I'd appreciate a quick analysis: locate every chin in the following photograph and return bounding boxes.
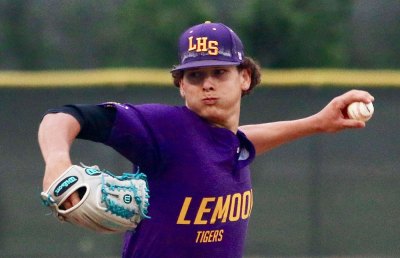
[188,104,226,122]
[200,110,225,124]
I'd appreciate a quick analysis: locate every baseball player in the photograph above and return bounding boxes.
[38,22,374,258]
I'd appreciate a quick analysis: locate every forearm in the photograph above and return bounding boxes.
[240,90,374,156]
[240,114,322,155]
[38,113,81,189]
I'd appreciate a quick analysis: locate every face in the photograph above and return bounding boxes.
[179,66,250,131]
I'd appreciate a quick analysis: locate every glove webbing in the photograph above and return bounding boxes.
[101,172,150,219]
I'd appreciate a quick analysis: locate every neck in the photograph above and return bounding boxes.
[209,104,241,134]
[211,119,239,133]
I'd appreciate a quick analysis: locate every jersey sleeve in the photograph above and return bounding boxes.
[45,104,116,143]
[99,103,162,174]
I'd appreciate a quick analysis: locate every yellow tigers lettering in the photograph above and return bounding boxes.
[195,229,224,243]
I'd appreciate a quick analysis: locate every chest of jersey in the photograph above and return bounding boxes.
[106,104,255,257]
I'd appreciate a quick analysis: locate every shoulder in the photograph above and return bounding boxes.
[130,104,195,121]
[101,102,196,126]
[101,102,183,115]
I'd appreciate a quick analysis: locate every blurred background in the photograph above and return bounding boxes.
[0,0,399,257]
[1,0,400,70]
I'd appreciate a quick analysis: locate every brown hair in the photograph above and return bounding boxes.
[171,57,261,96]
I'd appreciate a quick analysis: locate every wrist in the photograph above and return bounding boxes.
[43,153,72,191]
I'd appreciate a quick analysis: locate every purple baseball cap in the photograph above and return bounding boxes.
[171,21,245,71]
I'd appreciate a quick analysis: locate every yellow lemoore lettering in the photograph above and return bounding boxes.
[210,195,231,224]
[241,190,252,219]
[229,193,241,222]
[176,197,192,224]
[177,190,253,225]
[194,197,215,225]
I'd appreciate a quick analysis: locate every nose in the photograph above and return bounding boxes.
[202,74,215,91]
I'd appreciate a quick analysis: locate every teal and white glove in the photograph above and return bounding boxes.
[41,164,150,233]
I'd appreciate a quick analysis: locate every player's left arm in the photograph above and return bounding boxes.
[240,89,374,155]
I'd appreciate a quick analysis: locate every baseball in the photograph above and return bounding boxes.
[346,102,374,122]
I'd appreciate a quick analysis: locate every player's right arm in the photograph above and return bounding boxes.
[38,112,81,207]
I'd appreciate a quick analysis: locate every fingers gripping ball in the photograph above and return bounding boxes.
[41,165,150,233]
[347,102,374,122]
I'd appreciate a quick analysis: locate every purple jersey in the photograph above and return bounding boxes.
[101,103,255,258]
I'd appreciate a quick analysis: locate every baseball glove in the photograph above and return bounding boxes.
[41,164,150,233]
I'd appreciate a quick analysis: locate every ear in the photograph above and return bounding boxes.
[240,69,251,91]
[179,81,185,98]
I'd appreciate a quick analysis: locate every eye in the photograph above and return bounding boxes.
[184,70,205,84]
[213,69,226,76]
[187,71,203,79]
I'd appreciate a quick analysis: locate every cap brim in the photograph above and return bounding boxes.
[171,60,241,72]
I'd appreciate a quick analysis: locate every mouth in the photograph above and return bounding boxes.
[202,97,218,105]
